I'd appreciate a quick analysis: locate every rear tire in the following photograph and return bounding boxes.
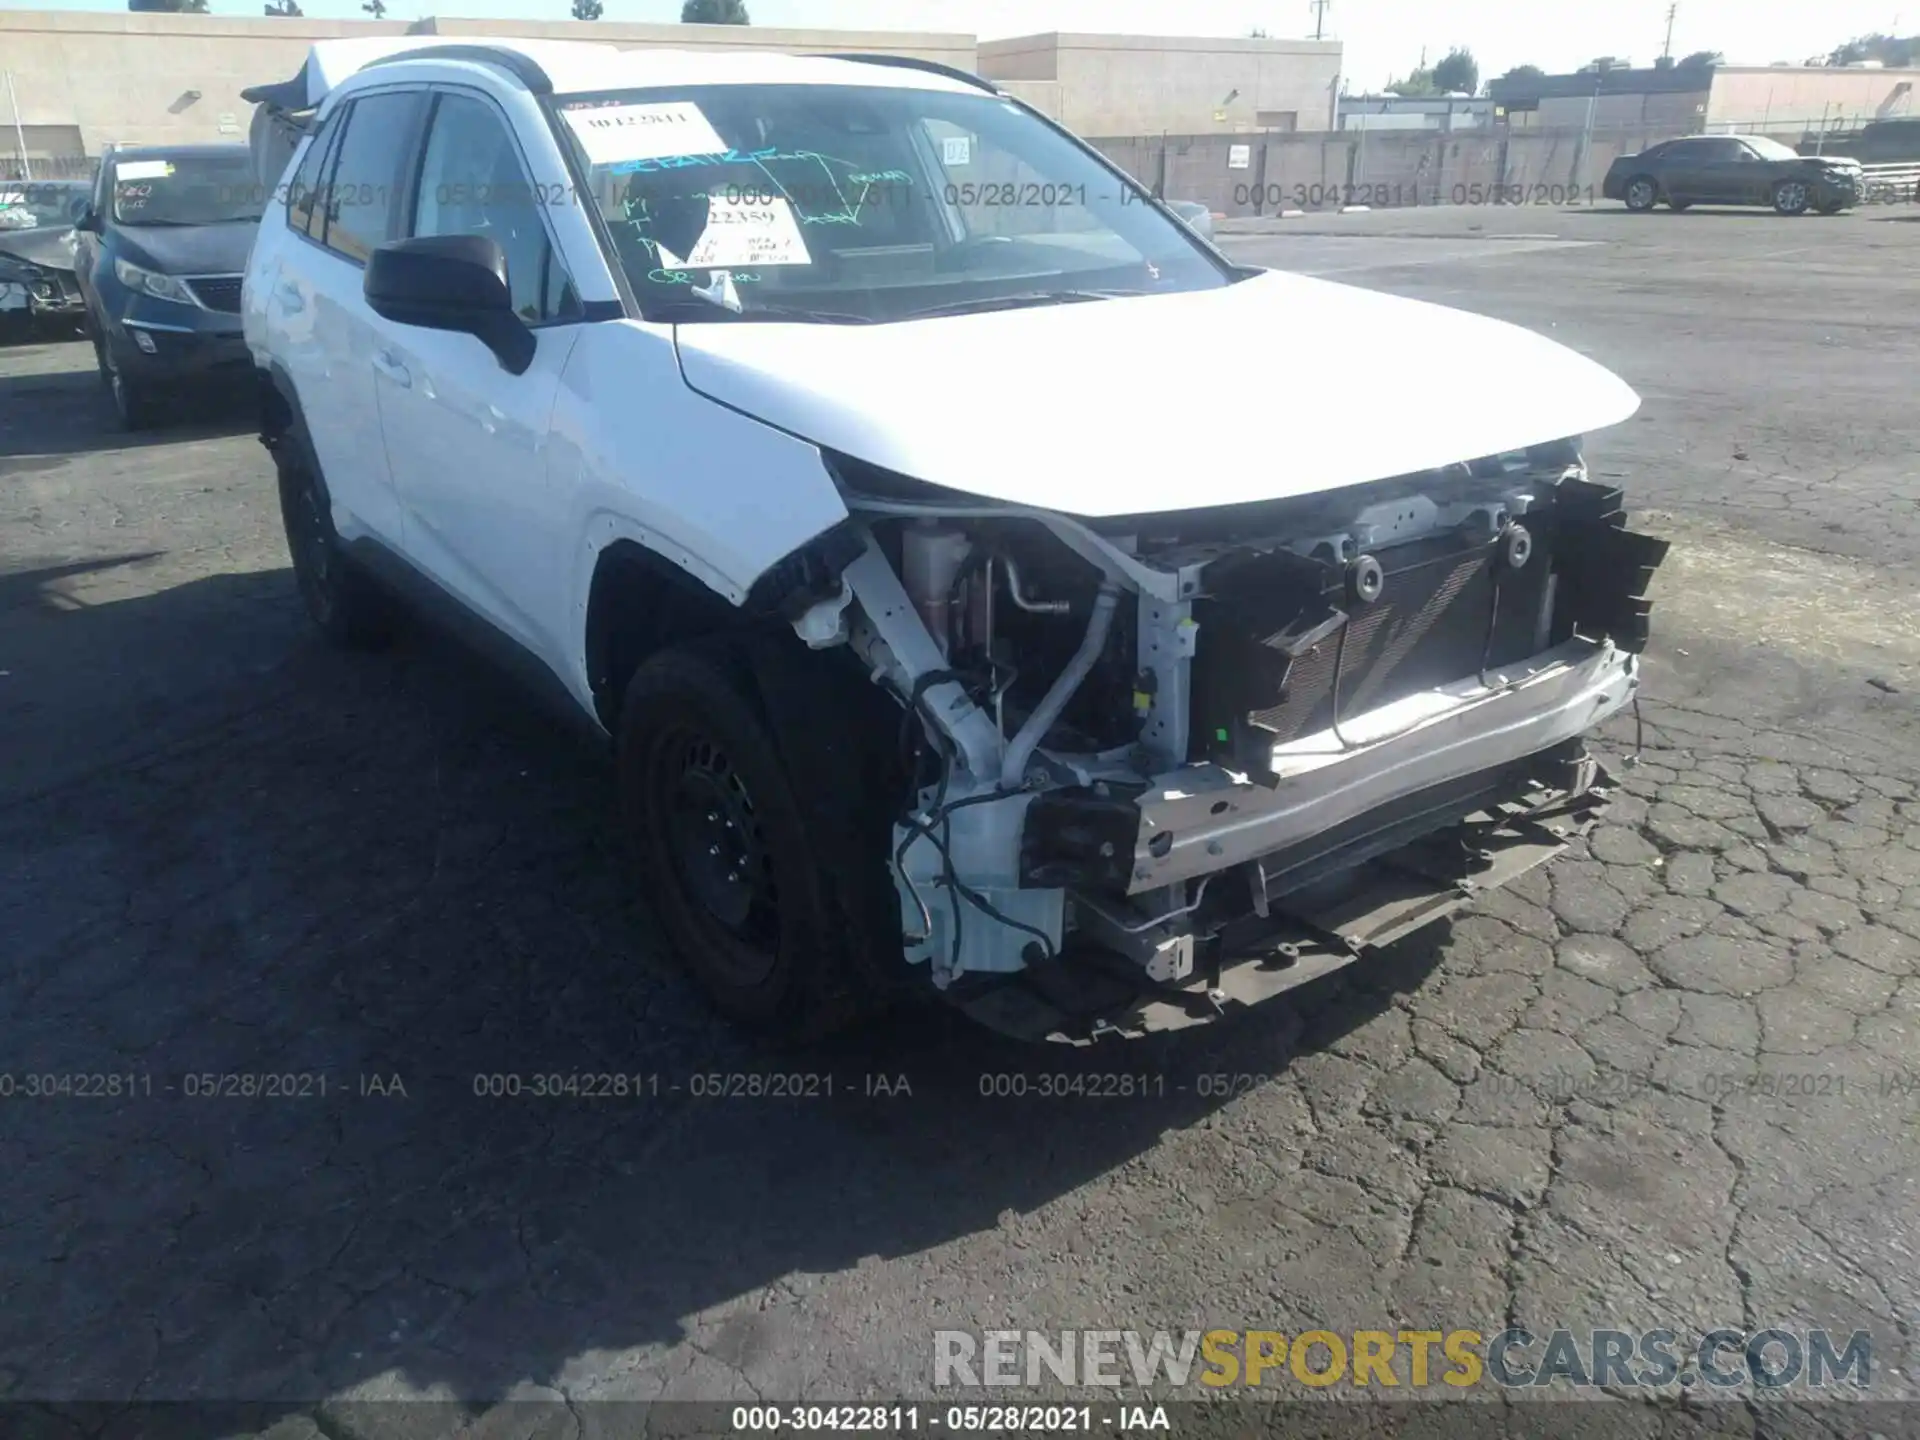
[1667,198,1692,211]
[273,443,394,649]
[1623,176,1659,212]
[617,640,873,1042]
[1772,179,1811,215]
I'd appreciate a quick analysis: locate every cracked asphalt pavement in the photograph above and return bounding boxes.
[2,206,1918,1438]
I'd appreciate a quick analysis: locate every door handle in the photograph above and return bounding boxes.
[373,349,411,389]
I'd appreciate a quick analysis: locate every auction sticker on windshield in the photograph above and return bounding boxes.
[562,101,729,168]
[685,193,812,268]
[115,160,174,180]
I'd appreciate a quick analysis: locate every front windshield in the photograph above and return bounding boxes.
[552,83,1229,323]
[1746,137,1800,161]
[111,154,266,227]
[0,184,90,231]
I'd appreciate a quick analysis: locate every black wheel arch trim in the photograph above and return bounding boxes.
[259,362,332,501]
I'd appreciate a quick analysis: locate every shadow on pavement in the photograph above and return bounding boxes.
[0,564,1451,1419]
[0,361,252,461]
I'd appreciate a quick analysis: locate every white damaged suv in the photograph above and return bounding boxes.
[242,38,1667,1042]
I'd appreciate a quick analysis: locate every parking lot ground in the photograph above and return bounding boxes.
[3,206,1919,1433]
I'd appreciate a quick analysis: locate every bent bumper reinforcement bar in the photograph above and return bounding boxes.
[1023,636,1635,898]
[961,754,1614,1044]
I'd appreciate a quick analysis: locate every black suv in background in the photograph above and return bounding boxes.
[73,144,267,429]
[1603,135,1863,215]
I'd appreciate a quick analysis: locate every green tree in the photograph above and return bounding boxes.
[1432,47,1478,95]
[363,0,387,15]
[1829,32,1920,66]
[572,0,603,16]
[1497,63,1546,83]
[681,0,750,22]
[1678,50,1723,68]
[265,0,304,14]
[1385,66,1438,97]
[128,0,211,11]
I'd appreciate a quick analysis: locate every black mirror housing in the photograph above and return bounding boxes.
[364,234,534,374]
[73,203,101,234]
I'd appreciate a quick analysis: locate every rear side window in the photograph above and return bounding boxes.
[286,114,341,240]
[318,91,423,263]
[1688,139,1745,163]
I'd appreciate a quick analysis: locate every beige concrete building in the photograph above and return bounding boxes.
[977,31,1341,137]
[0,9,975,170]
[1490,61,1920,138]
[0,11,1343,174]
[1706,64,1920,131]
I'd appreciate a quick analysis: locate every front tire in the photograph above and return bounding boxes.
[1772,179,1811,215]
[1623,176,1659,212]
[1813,196,1847,215]
[273,443,394,649]
[95,333,159,431]
[618,641,872,1041]
[1667,198,1692,211]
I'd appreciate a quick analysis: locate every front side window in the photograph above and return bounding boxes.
[410,92,580,323]
[553,82,1229,324]
[320,91,422,263]
[110,152,263,227]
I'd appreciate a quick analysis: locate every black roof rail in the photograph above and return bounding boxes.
[361,44,554,94]
[805,52,1000,95]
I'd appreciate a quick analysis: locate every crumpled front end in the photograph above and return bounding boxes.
[0,244,84,321]
[791,441,1668,1043]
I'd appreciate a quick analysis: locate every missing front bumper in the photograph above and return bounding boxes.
[1024,635,1636,897]
[953,754,1612,1044]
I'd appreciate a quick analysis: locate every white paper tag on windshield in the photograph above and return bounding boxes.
[685,194,812,268]
[563,101,728,167]
[115,160,174,181]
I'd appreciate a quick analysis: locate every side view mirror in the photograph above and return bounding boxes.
[364,234,533,375]
[73,203,101,234]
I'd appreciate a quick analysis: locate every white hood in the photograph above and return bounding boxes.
[673,268,1641,517]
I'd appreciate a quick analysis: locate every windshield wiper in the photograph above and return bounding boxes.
[649,298,876,325]
[900,289,1144,321]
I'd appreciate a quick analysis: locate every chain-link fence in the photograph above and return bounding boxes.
[1090,125,1688,216]
[0,154,96,184]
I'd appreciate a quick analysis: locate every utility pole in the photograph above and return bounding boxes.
[1662,3,1678,60]
[4,71,27,183]
[1309,0,1330,41]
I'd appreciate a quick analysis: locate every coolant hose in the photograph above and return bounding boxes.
[999,581,1121,792]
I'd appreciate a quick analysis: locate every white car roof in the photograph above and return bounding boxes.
[272,36,987,111]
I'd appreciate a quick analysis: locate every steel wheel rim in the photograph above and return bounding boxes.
[1779,182,1807,210]
[656,726,779,984]
[1628,180,1654,208]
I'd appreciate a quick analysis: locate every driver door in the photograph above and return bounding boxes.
[1685,138,1753,203]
